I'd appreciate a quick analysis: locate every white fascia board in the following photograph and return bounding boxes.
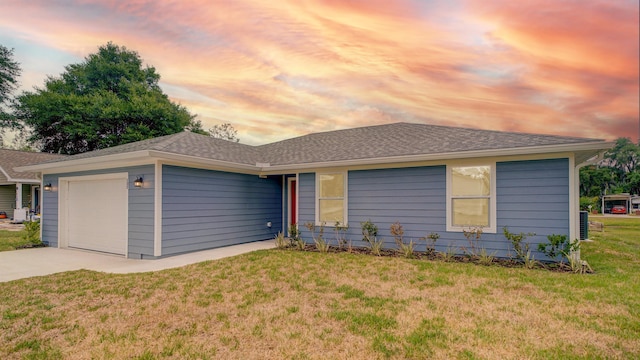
[16,150,155,173]
[0,165,39,183]
[259,141,615,173]
[6,179,40,184]
[0,166,11,180]
[146,151,260,174]
[16,149,261,175]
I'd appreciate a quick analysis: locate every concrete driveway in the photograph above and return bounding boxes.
[0,240,275,282]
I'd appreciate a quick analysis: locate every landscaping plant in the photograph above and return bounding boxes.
[274,231,288,249]
[537,234,575,263]
[461,226,483,257]
[22,221,42,246]
[305,222,329,252]
[334,221,349,249]
[361,219,383,256]
[502,227,536,263]
[390,222,415,258]
[420,232,440,255]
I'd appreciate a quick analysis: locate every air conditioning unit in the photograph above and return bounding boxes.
[579,211,588,240]
[12,208,28,223]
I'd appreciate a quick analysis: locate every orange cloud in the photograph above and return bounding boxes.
[0,0,637,144]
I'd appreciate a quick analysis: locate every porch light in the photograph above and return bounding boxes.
[43,183,52,191]
[134,177,144,188]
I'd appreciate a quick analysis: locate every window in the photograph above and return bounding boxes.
[447,164,496,232]
[316,173,346,224]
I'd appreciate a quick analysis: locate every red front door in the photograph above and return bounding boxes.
[290,179,297,226]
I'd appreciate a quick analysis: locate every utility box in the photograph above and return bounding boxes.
[12,208,28,223]
[579,211,588,240]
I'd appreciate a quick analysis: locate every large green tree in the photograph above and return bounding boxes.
[580,137,640,198]
[605,137,639,182]
[13,42,202,154]
[0,44,21,130]
[579,165,616,197]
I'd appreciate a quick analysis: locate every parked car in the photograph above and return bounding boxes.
[611,205,627,214]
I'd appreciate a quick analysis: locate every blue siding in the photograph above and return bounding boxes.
[298,167,447,251]
[297,158,571,259]
[347,166,446,250]
[41,165,155,259]
[298,173,315,230]
[496,158,570,259]
[161,165,282,256]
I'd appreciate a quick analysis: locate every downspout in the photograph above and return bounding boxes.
[37,173,43,241]
[573,151,606,260]
[282,175,286,235]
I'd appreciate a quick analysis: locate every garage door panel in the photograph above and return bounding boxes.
[67,178,127,255]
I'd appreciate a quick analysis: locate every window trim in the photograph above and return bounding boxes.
[315,172,348,225]
[446,162,497,233]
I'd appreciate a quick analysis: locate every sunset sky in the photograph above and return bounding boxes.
[1,0,638,145]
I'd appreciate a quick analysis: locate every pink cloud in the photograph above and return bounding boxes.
[0,0,637,144]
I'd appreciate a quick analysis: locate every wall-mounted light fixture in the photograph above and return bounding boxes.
[43,183,52,191]
[134,177,144,188]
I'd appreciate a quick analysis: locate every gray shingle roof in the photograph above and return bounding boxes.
[35,131,261,166]
[0,149,67,181]
[22,122,606,170]
[257,122,604,165]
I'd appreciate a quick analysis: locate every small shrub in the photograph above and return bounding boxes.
[23,221,42,246]
[522,250,537,269]
[420,232,440,254]
[361,220,378,244]
[441,246,456,262]
[390,222,404,243]
[503,227,536,263]
[346,239,354,253]
[537,234,576,263]
[461,227,483,257]
[569,256,593,274]
[294,237,306,251]
[477,248,496,266]
[361,220,384,255]
[288,223,301,247]
[390,221,414,258]
[399,240,415,258]
[305,221,329,252]
[274,231,288,249]
[369,238,384,256]
[315,238,330,252]
[334,221,349,249]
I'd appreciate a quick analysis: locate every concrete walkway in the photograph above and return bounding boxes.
[0,240,275,283]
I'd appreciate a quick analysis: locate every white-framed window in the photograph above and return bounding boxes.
[446,163,496,233]
[316,172,347,225]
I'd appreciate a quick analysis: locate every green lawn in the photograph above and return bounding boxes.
[0,230,29,252]
[0,217,638,359]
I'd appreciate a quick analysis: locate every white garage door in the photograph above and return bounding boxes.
[66,177,128,255]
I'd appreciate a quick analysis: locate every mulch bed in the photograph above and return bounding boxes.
[283,243,586,273]
[14,243,47,250]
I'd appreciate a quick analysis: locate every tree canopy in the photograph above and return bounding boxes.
[0,44,21,128]
[208,123,240,142]
[13,42,203,154]
[580,137,640,199]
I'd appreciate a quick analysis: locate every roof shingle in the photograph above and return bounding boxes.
[18,122,607,170]
[0,149,67,181]
[257,122,604,165]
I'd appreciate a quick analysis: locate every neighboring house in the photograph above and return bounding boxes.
[0,149,67,220]
[17,123,612,260]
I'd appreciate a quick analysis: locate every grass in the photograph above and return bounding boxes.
[0,217,639,359]
[0,229,30,252]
